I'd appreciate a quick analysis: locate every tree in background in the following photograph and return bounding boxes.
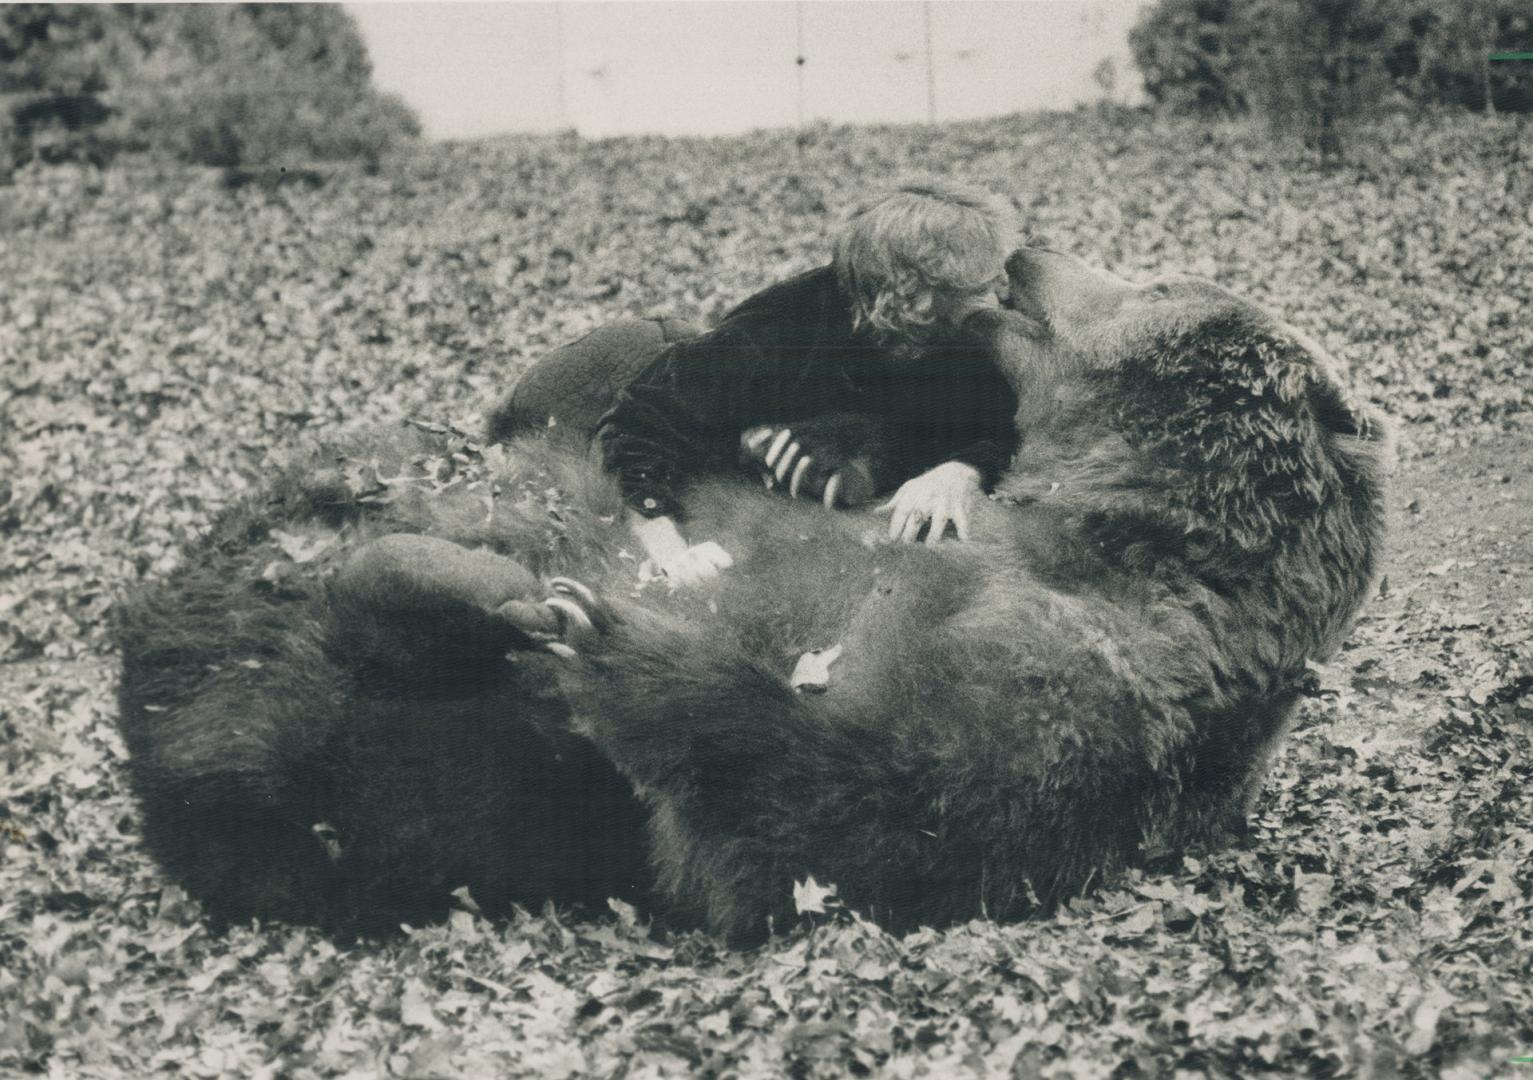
[1127,0,1251,116]
[1237,0,1393,161]
[1129,0,1532,158]
[1,4,419,173]
[1,5,116,168]
[1399,2,1533,115]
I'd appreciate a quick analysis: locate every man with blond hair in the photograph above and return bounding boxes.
[599,181,1022,585]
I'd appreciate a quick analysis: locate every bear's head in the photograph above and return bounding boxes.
[994,247,1390,557]
[1006,248,1257,366]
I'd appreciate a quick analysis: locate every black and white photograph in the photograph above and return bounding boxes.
[2,1,1530,1075]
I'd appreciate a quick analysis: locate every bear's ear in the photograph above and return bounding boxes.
[1100,319,1346,551]
[1278,326,1391,444]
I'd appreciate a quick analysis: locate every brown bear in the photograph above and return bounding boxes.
[113,248,1389,939]
[543,246,1392,938]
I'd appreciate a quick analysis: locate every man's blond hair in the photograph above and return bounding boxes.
[834,182,1018,343]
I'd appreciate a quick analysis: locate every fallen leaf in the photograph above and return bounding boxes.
[269,528,335,564]
[790,643,843,692]
[793,874,838,915]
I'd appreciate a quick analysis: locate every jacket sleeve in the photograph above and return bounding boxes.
[595,320,791,521]
[883,350,1020,494]
[941,367,1020,492]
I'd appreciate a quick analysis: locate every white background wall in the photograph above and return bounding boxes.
[349,1,1150,140]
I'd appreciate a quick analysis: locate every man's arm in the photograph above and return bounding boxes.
[597,264,843,527]
[597,321,805,584]
[874,337,1021,544]
[895,344,1021,493]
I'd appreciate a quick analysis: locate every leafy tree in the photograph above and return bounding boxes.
[1400,1,1533,115]
[1,4,419,171]
[0,5,118,165]
[0,5,115,96]
[1127,0,1250,116]
[1236,0,1394,161]
[1129,0,1533,131]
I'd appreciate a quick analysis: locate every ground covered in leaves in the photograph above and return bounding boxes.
[2,109,1531,1077]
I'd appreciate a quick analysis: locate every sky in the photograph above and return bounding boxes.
[347,1,1151,139]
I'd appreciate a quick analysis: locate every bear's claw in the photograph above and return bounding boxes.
[541,578,609,657]
[548,577,598,607]
[545,596,593,633]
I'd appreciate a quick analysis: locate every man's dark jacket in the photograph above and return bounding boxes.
[597,264,1019,521]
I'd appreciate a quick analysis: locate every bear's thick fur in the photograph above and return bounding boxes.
[114,249,1389,938]
[114,434,656,932]
[549,249,1391,937]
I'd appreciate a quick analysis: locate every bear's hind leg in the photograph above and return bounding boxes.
[543,576,924,939]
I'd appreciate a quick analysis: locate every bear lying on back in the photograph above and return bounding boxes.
[548,247,1391,937]
[114,248,1389,939]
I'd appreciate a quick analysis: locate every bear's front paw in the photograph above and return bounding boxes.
[740,421,881,508]
[539,577,614,658]
[493,598,563,648]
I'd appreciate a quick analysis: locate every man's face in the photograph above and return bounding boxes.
[935,264,1011,326]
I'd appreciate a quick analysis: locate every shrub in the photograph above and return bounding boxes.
[1127,0,1250,116]
[1235,0,1395,160]
[1129,0,1533,127]
[1,4,419,172]
[1398,2,1533,115]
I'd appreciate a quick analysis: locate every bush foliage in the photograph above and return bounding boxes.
[0,4,419,172]
[1130,0,1533,138]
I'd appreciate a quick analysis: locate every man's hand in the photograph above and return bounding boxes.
[878,461,982,546]
[629,512,734,587]
[740,423,879,508]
